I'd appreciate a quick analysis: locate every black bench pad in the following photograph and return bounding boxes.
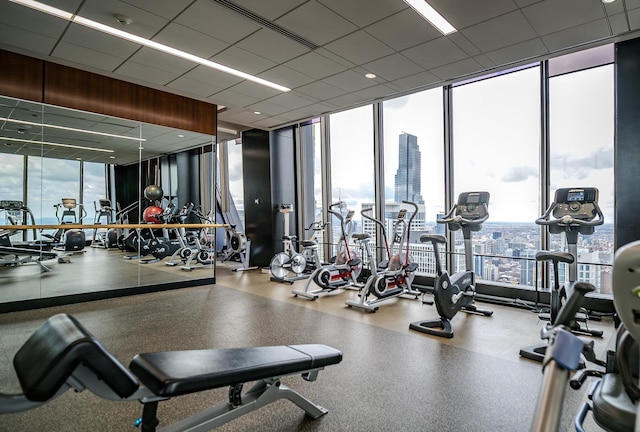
[14,314,139,402]
[130,344,342,397]
[535,251,574,263]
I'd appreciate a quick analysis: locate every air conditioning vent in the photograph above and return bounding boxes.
[211,0,319,50]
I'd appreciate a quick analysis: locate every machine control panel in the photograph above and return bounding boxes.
[0,200,25,210]
[397,209,407,220]
[552,187,599,220]
[455,191,490,220]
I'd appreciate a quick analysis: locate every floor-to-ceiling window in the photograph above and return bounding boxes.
[451,65,541,287]
[548,59,614,296]
[328,106,374,258]
[381,88,444,273]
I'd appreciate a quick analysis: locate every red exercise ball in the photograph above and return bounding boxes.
[143,205,164,223]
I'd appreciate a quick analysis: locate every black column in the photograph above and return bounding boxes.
[615,38,640,249]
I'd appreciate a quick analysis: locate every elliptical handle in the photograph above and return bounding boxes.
[553,282,595,329]
[401,200,419,225]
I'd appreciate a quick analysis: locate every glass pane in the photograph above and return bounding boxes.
[382,88,444,274]
[227,139,245,230]
[0,154,26,244]
[549,64,614,296]
[329,106,374,256]
[452,66,541,287]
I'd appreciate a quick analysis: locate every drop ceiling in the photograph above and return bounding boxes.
[1,0,639,134]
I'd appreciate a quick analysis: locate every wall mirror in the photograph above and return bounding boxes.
[0,94,217,309]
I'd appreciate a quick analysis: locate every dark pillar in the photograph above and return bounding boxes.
[615,38,640,249]
[242,127,297,267]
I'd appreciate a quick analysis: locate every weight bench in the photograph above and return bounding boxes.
[0,313,343,431]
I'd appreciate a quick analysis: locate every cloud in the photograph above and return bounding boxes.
[501,165,538,182]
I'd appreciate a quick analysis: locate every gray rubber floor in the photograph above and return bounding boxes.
[0,263,616,431]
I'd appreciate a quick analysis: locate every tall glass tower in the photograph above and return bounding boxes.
[394,132,423,204]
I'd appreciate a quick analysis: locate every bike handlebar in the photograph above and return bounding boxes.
[554,282,595,328]
[535,201,604,228]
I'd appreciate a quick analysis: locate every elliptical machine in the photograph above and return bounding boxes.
[519,187,604,363]
[292,202,363,300]
[346,201,421,312]
[410,191,493,338]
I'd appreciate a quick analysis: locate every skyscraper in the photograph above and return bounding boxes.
[394,132,423,204]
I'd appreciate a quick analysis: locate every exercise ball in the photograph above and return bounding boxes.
[143,205,164,223]
[144,185,163,201]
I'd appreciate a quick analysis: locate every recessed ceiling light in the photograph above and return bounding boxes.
[114,14,133,25]
[253,111,261,115]
[138,146,144,150]
[365,73,376,79]
[602,0,616,3]
[109,156,116,159]
[178,134,185,138]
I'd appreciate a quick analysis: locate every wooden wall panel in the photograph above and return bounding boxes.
[0,50,43,102]
[0,49,216,135]
[43,62,216,135]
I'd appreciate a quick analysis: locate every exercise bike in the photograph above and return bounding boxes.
[519,187,604,363]
[571,239,640,432]
[292,202,363,300]
[346,201,421,312]
[270,204,309,284]
[410,191,493,338]
[42,198,87,252]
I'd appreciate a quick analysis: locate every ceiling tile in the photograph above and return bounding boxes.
[448,33,482,56]
[175,0,261,44]
[461,11,538,52]
[629,8,640,30]
[283,52,348,79]
[628,0,640,8]
[61,23,141,60]
[402,37,469,70]
[295,81,345,100]
[246,101,290,116]
[127,47,195,75]
[78,0,169,38]
[428,0,518,29]
[51,41,126,72]
[541,19,611,52]
[236,28,310,64]
[120,0,193,20]
[211,46,278,75]
[322,93,367,108]
[153,23,229,59]
[391,70,442,91]
[473,54,497,69]
[324,30,395,65]
[522,0,606,36]
[230,0,306,21]
[365,8,441,51]
[362,54,424,81]
[253,116,290,128]
[258,66,315,89]
[166,75,228,99]
[114,61,178,86]
[275,0,358,45]
[353,83,398,100]
[227,80,283,101]
[317,0,407,27]
[323,70,378,92]
[485,38,548,65]
[179,65,244,90]
[429,58,484,80]
[266,92,318,109]
[0,1,69,39]
[210,88,263,108]
[0,24,58,56]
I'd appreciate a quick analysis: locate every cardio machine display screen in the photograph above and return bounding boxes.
[566,191,584,202]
